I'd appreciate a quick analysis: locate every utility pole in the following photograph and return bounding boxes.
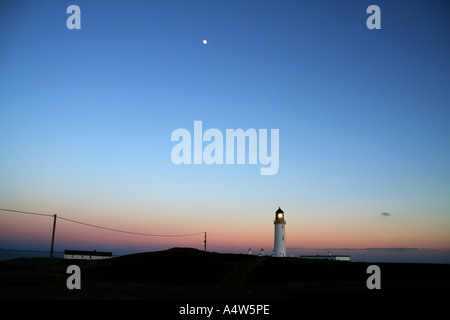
[48,214,57,271]
[204,232,207,252]
[50,214,57,258]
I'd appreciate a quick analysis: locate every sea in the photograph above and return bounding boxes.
[0,248,64,261]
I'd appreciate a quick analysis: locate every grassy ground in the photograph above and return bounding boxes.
[1,247,449,300]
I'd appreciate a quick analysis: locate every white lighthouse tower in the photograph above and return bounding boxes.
[273,207,286,257]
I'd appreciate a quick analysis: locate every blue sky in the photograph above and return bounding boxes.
[0,0,449,263]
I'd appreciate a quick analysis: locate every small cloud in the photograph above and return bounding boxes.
[381,212,391,217]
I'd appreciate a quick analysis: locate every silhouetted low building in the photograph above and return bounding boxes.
[64,249,112,260]
[300,254,350,261]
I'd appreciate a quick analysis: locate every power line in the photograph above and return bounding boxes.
[57,216,204,237]
[0,207,205,238]
[0,208,54,217]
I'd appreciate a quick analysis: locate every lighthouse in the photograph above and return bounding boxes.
[273,207,286,257]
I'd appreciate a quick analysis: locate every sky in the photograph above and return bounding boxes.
[0,0,449,263]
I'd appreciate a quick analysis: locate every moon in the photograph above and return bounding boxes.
[203,40,207,44]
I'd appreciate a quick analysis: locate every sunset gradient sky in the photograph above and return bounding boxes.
[1,0,449,263]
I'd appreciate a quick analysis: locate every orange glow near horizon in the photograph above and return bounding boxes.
[1,207,449,257]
